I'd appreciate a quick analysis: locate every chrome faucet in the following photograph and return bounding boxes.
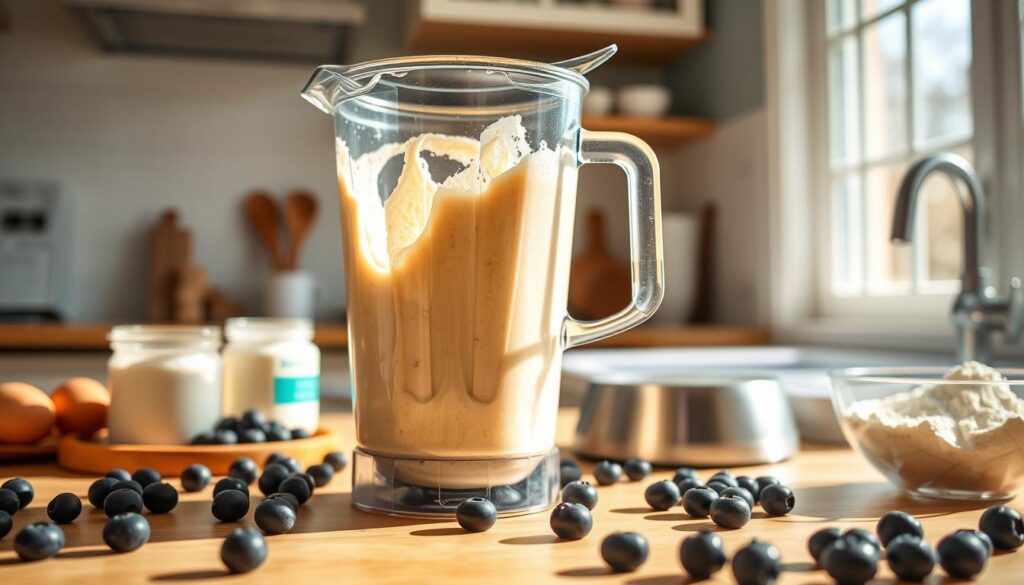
[891,152,1024,364]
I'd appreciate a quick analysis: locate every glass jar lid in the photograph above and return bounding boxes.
[108,325,221,349]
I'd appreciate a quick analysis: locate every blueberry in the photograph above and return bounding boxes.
[549,502,592,540]
[281,457,302,474]
[241,408,266,430]
[843,528,883,559]
[710,494,752,529]
[264,423,291,442]
[258,464,291,497]
[822,535,878,585]
[106,468,132,482]
[808,527,843,563]
[706,480,730,495]
[0,487,21,515]
[265,452,290,467]
[239,428,267,443]
[142,482,179,514]
[708,471,739,488]
[0,510,11,540]
[103,512,150,552]
[560,464,582,487]
[937,531,989,579]
[214,429,239,444]
[736,476,761,501]
[682,486,719,518]
[957,529,993,558]
[623,459,652,481]
[254,498,296,535]
[104,488,144,518]
[191,431,215,445]
[131,468,161,488]
[760,484,795,516]
[672,467,699,483]
[112,479,144,496]
[46,493,81,524]
[14,522,64,561]
[561,457,581,470]
[296,472,316,492]
[886,534,936,582]
[600,531,649,572]
[212,489,250,523]
[680,530,727,579]
[721,486,755,510]
[221,527,267,573]
[593,460,622,486]
[265,492,300,512]
[86,478,118,509]
[877,510,923,546]
[644,479,681,511]
[278,475,312,505]
[455,497,497,532]
[216,416,241,433]
[979,505,1024,550]
[674,477,702,497]
[180,464,212,493]
[229,457,260,485]
[731,539,781,585]
[290,428,311,440]
[1,478,34,508]
[754,476,781,498]
[323,451,349,472]
[306,463,334,488]
[561,480,598,510]
[214,477,250,498]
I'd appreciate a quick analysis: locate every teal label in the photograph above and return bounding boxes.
[274,376,320,404]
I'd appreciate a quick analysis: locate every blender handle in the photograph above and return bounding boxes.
[563,130,665,348]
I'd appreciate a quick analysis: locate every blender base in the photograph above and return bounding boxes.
[351,447,560,518]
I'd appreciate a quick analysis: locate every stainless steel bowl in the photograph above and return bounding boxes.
[573,372,799,466]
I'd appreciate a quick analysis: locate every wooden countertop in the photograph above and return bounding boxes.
[2,410,1020,584]
[0,323,770,351]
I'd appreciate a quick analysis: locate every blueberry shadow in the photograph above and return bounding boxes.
[625,576,687,585]
[0,557,24,566]
[58,549,115,559]
[644,513,689,522]
[150,569,231,581]
[611,507,654,515]
[500,535,564,545]
[409,527,466,537]
[671,521,721,533]
[557,567,614,577]
[793,483,989,522]
[780,561,817,572]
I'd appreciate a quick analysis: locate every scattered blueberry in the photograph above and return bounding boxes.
[683,486,719,518]
[731,539,781,585]
[561,480,598,510]
[456,497,497,532]
[290,428,311,440]
[229,457,260,485]
[264,423,291,442]
[265,452,290,467]
[104,488,143,518]
[1,478,34,509]
[721,486,755,510]
[103,512,150,552]
[131,468,161,489]
[561,457,581,470]
[706,481,729,495]
[180,464,212,493]
[105,468,132,482]
[324,451,348,472]
[593,461,622,486]
[560,464,582,487]
[281,457,302,474]
[306,464,334,488]
[844,528,883,559]
[957,529,993,558]
[0,487,21,515]
[600,531,649,572]
[214,429,239,445]
[0,510,11,540]
[877,510,923,546]
[278,475,312,505]
[809,527,843,563]
[212,489,250,523]
[672,467,699,484]
[937,530,990,579]
[13,522,64,561]
[112,479,144,497]
[760,484,795,516]
[214,477,250,498]
[254,498,296,535]
[241,408,266,430]
[644,480,681,511]
[265,492,300,513]
[822,535,879,585]
[680,530,727,579]
[623,459,652,481]
[258,464,291,497]
[674,477,702,497]
[737,476,761,502]
[886,534,936,582]
[87,478,120,509]
[239,428,267,443]
[142,482,179,514]
[549,502,592,540]
[711,494,752,529]
[979,505,1024,550]
[754,476,781,498]
[46,493,81,524]
[296,472,316,493]
[709,471,739,488]
[221,527,267,574]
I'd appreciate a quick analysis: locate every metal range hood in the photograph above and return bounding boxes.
[64,0,366,64]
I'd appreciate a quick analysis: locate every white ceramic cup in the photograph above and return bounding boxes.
[651,213,699,325]
[264,270,317,319]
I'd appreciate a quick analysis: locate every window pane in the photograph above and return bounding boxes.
[861,0,903,21]
[829,36,861,166]
[922,146,973,282]
[828,0,857,34]
[912,0,973,146]
[832,173,864,294]
[863,13,909,160]
[865,163,912,292]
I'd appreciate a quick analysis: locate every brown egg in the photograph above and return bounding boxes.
[51,377,110,435]
[0,382,56,444]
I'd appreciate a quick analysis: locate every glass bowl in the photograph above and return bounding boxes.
[829,367,1024,501]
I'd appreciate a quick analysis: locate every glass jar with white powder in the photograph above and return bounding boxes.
[222,318,320,433]
[107,325,222,445]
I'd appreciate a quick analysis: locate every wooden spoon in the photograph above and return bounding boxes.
[244,191,285,270]
[284,190,319,270]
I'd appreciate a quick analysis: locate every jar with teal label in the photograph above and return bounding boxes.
[222,318,320,433]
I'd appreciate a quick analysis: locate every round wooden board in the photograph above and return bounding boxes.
[0,434,58,463]
[57,428,345,476]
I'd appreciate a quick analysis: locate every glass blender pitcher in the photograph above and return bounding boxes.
[301,45,664,517]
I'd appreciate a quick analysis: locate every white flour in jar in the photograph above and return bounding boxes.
[845,361,1024,493]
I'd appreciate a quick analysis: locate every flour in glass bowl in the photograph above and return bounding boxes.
[845,361,1024,494]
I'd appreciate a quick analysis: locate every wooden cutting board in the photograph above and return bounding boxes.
[146,209,192,323]
[568,209,632,320]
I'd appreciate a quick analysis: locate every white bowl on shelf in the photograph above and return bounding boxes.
[617,84,671,117]
[583,86,614,116]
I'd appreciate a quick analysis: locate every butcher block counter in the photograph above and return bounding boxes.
[0,408,1021,584]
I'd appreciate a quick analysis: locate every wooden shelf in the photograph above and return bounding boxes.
[583,115,715,148]
[0,323,766,351]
